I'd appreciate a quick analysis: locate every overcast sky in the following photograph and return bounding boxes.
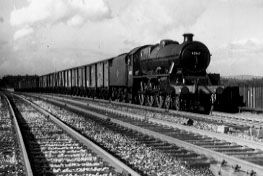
[0,0,263,77]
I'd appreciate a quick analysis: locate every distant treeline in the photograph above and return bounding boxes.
[221,78,263,86]
[0,75,39,89]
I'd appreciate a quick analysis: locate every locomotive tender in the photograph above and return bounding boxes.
[20,33,223,114]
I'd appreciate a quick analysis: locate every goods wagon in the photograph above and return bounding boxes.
[109,54,129,100]
[18,76,39,92]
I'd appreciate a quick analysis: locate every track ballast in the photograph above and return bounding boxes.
[19,92,263,176]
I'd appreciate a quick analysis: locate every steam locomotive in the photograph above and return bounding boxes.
[18,33,224,114]
[130,33,222,113]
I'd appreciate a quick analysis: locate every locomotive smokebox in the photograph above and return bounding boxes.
[183,33,194,42]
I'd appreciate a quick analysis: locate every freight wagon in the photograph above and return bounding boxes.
[18,76,39,92]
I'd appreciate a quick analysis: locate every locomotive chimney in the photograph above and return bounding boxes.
[183,33,194,42]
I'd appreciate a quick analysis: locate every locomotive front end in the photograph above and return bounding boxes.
[180,34,211,75]
[170,34,219,113]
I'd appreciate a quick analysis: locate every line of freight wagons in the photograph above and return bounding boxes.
[17,62,263,112]
[28,55,132,100]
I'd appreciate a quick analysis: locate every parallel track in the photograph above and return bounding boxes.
[22,92,263,176]
[31,93,263,145]
[15,93,216,176]
[40,93,263,129]
[212,111,263,127]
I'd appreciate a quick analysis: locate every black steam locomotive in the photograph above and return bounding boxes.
[18,33,224,114]
[130,33,222,113]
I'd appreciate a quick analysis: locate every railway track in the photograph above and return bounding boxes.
[19,93,263,176]
[38,93,263,130]
[14,93,215,176]
[4,92,140,176]
[29,93,263,145]
[212,111,263,127]
[0,92,32,176]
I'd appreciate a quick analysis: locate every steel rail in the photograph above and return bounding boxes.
[40,93,263,151]
[213,111,263,123]
[90,103,263,151]
[31,94,263,176]
[3,94,33,176]
[34,92,263,129]
[14,93,141,176]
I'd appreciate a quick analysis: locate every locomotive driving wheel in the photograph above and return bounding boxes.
[155,95,164,108]
[138,81,145,105]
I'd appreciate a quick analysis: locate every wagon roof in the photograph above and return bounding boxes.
[128,45,150,55]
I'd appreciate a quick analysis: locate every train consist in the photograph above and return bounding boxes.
[18,33,238,114]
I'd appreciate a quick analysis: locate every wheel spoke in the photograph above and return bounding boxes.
[155,95,163,108]
[139,94,145,105]
[147,95,154,107]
